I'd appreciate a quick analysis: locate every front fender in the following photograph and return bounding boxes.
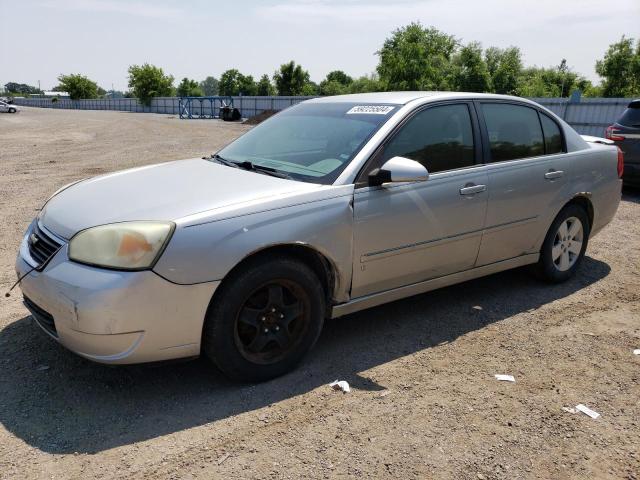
[153,186,355,302]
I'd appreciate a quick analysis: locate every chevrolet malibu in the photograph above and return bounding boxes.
[16,92,623,381]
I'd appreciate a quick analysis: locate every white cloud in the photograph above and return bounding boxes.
[40,0,182,19]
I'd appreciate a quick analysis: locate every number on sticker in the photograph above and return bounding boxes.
[346,105,394,115]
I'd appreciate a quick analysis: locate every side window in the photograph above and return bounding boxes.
[539,113,564,154]
[381,104,475,173]
[481,103,544,162]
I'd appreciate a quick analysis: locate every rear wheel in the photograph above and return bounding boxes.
[534,204,590,283]
[202,257,325,382]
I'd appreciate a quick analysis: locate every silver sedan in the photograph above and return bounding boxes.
[15,92,622,381]
[0,101,19,113]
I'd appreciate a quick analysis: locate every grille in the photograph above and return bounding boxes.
[24,296,58,337]
[28,223,63,267]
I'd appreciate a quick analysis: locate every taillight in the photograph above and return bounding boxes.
[605,125,624,141]
[617,146,624,178]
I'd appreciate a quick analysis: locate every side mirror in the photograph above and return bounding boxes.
[368,156,429,186]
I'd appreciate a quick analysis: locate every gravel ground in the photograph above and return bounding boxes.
[0,107,639,480]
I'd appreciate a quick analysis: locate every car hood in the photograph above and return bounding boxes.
[40,158,321,239]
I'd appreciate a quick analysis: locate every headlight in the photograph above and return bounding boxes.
[69,222,174,270]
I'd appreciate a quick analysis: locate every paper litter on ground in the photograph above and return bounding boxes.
[329,380,351,393]
[575,404,600,419]
[633,349,640,355]
[562,406,578,414]
[494,374,515,382]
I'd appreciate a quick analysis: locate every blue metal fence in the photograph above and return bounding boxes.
[12,95,633,137]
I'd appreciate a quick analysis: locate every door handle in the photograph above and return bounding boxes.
[459,184,486,195]
[544,170,564,180]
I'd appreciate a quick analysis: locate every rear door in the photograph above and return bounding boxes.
[475,101,569,265]
[351,102,488,298]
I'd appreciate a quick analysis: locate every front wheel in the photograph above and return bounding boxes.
[202,256,326,382]
[8,108,16,113]
[534,204,590,283]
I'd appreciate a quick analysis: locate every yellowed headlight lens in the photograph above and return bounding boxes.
[68,222,173,270]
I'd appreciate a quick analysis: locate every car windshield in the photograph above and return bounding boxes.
[214,102,397,184]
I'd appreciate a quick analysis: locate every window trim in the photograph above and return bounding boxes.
[354,100,483,187]
[474,100,566,165]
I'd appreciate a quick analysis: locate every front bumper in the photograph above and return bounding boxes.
[16,222,219,364]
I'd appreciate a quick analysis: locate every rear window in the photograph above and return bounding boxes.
[481,103,544,162]
[618,103,640,127]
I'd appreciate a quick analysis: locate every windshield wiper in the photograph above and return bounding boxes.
[210,154,240,168]
[234,160,292,179]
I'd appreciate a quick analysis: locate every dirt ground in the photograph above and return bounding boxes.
[0,107,639,480]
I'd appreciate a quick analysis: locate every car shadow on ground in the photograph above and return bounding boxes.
[0,256,610,454]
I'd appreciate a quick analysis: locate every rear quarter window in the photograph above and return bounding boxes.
[539,113,564,154]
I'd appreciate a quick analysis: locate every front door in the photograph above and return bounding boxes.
[351,102,488,298]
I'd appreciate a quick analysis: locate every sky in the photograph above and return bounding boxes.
[1,0,639,91]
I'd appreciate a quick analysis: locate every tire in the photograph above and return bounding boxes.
[533,204,590,283]
[8,108,16,113]
[202,256,326,382]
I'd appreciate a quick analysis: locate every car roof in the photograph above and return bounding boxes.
[306,91,544,106]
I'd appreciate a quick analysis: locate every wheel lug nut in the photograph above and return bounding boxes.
[264,328,269,334]
[275,326,280,331]
[279,313,284,319]
[261,316,266,321]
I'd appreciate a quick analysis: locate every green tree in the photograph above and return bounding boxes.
[56,74,100,100]
[301,81,320,96]
[199,76,219,96]
[4,82,41,94]
[219,69,257,96]
[219,69,242,96]
[595,36,640,97]
[238,74,257,96]
[376,22,457,90]
[449,42,491,92]
[485,46,523,95]
[319,70,353,95]
[517,60,592,98]
[348,74,384,93]
[256,74,275,95]
[320,80,349,96]
[273,61,311,96]
[127,64,174,106]
[176,77,204,97]
[517,68,560,97]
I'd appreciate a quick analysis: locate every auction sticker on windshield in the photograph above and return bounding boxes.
[346,105,395,115]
